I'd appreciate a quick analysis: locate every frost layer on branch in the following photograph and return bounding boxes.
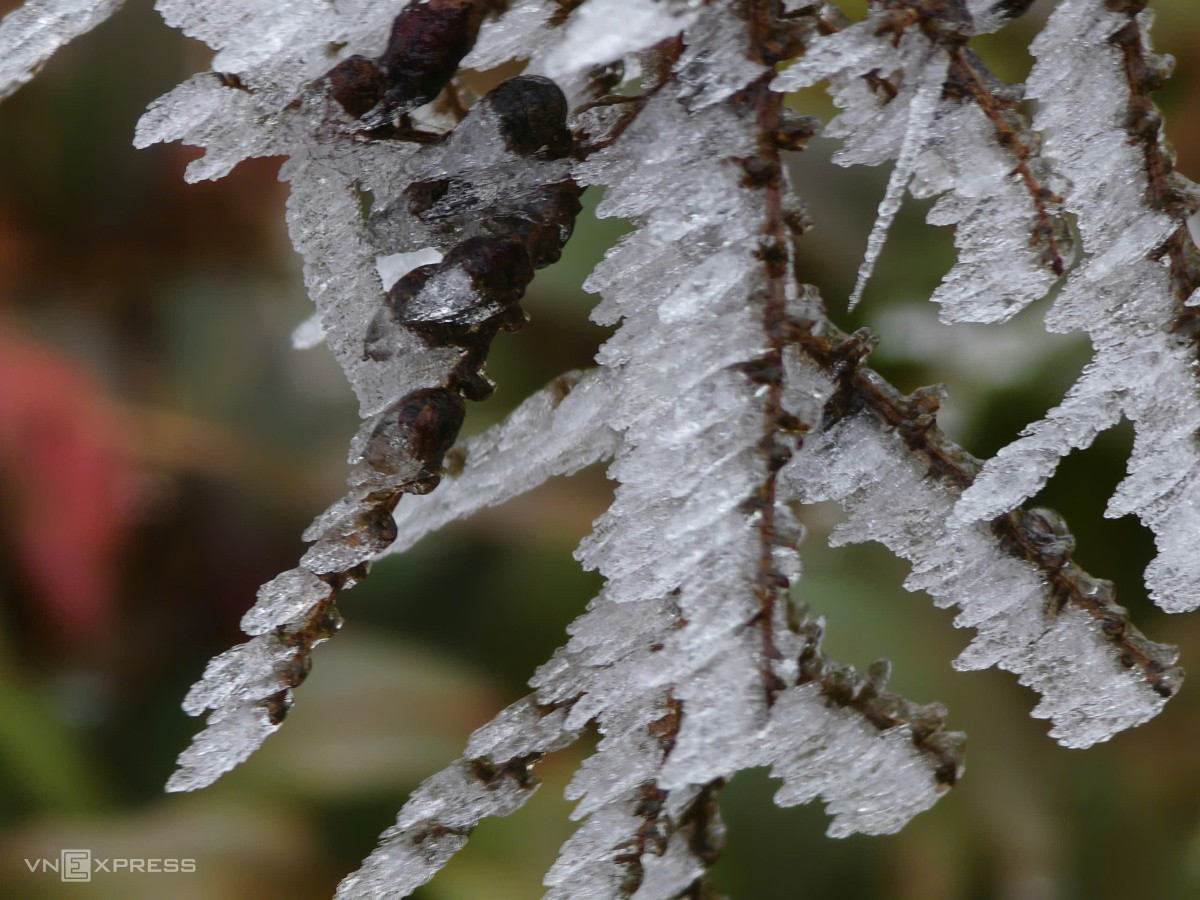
[780,6,1070,321]
[11,0,1198,894]
[335,696,580,899]
[151,1,604,792]
[955,0,1200,614]
[779,349,1174,747]
[167,583,339,792]
[153,0,723,802]
[533,11,952,890]
[341,7,963,894]
[134,0,415,182]
[0,0,124,101]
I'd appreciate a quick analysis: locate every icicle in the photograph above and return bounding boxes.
[848,51,947,311]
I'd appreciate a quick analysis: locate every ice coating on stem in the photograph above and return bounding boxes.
[240,568,334,636]
[533,11,957,889]
[384,368,621,556]
[950,363,1124,524]
[154,0,586,796]
[910,82,1067,324]
[336,696,580,899]
[0,0,125,102]
[534,0,695,87]
[135,1,416,182]
[167,602,343,792]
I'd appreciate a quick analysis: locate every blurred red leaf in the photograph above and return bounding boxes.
[0,319,138,645]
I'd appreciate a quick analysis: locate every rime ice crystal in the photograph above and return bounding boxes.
[782,403,1169,748]
[241,568,333,636]
[848,50,947,310]
[0,0,125,102]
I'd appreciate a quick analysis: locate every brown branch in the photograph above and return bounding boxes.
[748,85,793,703]
[741,0,807,706]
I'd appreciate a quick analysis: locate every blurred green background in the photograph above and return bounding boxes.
[3,1,1200,897]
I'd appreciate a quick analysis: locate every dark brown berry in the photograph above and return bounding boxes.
[393,387,466,471]
[378,0,488,113]
[485,75,573,158]
[363,264,438,361]
[444,235,535,305]
[453,368,496,402]
[383,238,532,347]
[327,55,386,118]
[517,181,583,267]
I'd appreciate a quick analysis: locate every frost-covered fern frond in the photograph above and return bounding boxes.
[2,0,1197,895]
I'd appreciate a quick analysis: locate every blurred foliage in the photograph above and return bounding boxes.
[2,1,1200,897]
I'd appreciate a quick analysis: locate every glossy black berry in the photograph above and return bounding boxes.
[485,75,573,158]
